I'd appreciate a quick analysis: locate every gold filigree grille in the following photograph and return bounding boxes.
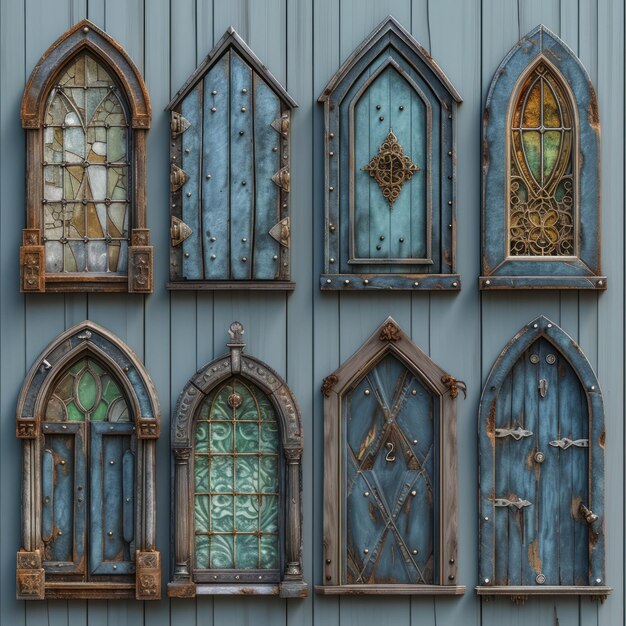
[363,130,420,207]
[509,63,575,256]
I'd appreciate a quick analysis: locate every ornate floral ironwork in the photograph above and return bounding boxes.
[509,64,575,256]
[363,130,420,207]
[378,321,402,342]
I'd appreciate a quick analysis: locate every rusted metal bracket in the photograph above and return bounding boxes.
[495,426,533,440]
[579,503,599,525]
[171,164,189,192]
[170,216,193,247]
[549,437,589,449]
[269,217,290,248]
[441,375,467,399]
[493,498,532,509]
[170,111,191,138]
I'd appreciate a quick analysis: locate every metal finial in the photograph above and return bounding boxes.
[228,321,245,345]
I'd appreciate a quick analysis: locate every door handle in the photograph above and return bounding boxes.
[385,442,396,462]
[538,379,548,397]
[579,503,599,525]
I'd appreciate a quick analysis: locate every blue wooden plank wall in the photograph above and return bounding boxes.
[0,0,623,624]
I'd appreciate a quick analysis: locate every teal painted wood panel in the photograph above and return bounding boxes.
[1,0,624,625]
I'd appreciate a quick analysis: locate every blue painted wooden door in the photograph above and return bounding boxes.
[172,45,289,283]
[41,358,136,580]
[343,354,437,584]
[493,338,591,586]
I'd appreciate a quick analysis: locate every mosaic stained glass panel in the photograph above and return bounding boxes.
[194,378,280,571]
[45,357,130,422]
[43,54,130,274]
[509,63,575,257]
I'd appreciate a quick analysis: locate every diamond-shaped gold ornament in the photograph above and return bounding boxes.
[362,130,420,207]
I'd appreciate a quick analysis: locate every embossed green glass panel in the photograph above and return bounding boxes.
[194,378,280,571]
[42,53,131,274]
[45,357,129,423]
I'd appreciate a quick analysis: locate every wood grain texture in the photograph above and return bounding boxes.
[1,0,624,623]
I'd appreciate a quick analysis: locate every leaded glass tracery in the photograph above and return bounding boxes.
[193,378,280,573]
[44,357,130,422]
[43,53,131,274]
[509,63,575,257]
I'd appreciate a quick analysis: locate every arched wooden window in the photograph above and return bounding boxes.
[317,318,465,595]
[20,19,152,293]
[16,322,160,600]
[481,25,603,290]
[319,16,462,291]
[168,322,307,598]
[166,28,297,289]
[477,317,609,601]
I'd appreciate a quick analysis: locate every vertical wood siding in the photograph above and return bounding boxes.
[0,0,622,624]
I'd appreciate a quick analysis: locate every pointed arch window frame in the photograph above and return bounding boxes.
[20,19,153,293]
[316,317,465,595]
[481,25,604,290]
[319,16,463,291]
[168,323,307,599]
[476,316,609,600]
[15,322,161,600]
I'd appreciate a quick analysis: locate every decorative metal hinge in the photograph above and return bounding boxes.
[272,167,290,192]
[271,112,290,136]
[549,437,589,449]
[493,497,532,509]
[495,426,533,440]
[171,164,189,191]
[170,216,193,247]
[269,217,290,248]
[170,111,191,138]
[441,375,467,399]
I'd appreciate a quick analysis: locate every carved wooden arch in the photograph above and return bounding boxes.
[20,19,152,294]
[481,25,603,290]
[16,321,161,601]
[168,322,307,599]
[21,19,150,129]
[477,316,609,600]
[319,16,462,291]
[317,316,466,595]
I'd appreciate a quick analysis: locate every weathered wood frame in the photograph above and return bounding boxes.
[476,316,610,601]
[316,317,465,595]
[319,16,462,291]
[15,321,161,600]
[480,25,604,290]
[166,27,298,290]
[20,19,153,293]
[167,322,307,598]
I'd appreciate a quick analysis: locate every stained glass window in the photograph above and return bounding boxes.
[194,378,280,572]
[45,357,129,422]
[43,53,130,274]
[509,63,575,257]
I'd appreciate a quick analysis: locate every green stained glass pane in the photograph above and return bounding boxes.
[195,535,209,569]
[91,401,107,422]
[236,534,259,569]
[522,131,541,183]
[543,130,563,181]
[236,457,259,493]
[210,535,234,569]
[211,495,234,532]
[259,495,279,533]
[66,401,84,422]
[195,422,210,452]
[107,127,127,162]
[260,422,279,452]
[101,375,122,403]
[259,456,279,493]
[210,387,232,422]
[210,456,234,493]
[235,495,259,532]
[76,369,98,412]
[195,455,209,491]
[195,495,210,532]
[235,422,259,453]
[235,382,260,420]
[259,535,279,569]
[210,421,233,453]
[258,394,275,421]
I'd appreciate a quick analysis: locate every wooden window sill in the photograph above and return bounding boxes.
[315,584,466,596]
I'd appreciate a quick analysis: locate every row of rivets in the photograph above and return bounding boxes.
[323,279,459,288]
